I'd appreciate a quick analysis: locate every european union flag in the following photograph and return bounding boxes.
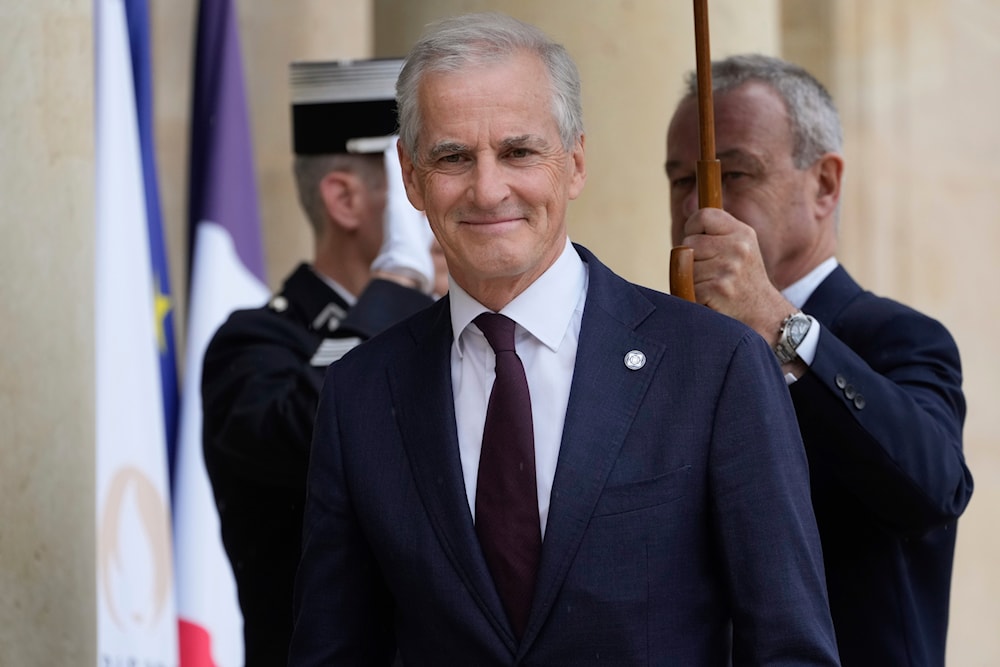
[124,0,179,479]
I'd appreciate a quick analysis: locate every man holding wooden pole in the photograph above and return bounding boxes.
[665,53,973,667]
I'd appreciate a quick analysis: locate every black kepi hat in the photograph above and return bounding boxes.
[290,57,403,155]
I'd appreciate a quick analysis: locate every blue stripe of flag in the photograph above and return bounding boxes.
[123,0,180,481]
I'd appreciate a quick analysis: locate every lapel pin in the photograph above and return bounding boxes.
[624,350,646,371]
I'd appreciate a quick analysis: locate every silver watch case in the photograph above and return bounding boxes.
[774,312,812,364]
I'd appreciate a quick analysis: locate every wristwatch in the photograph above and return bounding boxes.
[774,311,812,364]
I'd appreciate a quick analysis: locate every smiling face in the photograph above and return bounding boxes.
[399,49,586,309]
[666,81,832,287]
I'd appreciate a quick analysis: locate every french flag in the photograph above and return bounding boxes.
[173,0,268,664]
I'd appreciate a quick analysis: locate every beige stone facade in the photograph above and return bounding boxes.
[2,0,997,663]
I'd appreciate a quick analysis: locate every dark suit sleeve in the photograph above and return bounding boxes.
[288,366,397,666]
[709,332,841,666]
[202,311,325,487]
[792,302,971,535]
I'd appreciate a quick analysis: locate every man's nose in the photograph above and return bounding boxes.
[469,157,510,208]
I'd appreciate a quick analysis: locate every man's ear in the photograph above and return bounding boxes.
[813,152,844,220]
[398,142,426,211]
[319,170,364,231]
[567,134,587,201]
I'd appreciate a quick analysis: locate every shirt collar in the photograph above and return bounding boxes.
[782,256,838,309]
[450,238,586,355]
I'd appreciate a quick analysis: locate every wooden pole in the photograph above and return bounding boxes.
[670,0,721,302]
[693,0,722,210]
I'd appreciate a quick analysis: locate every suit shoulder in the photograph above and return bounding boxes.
[577,247,761,357]
[831,288,960,356]
[598,279,783,394]
[845,288,948,326]
[634,283,757,341]
[813,266,958,343]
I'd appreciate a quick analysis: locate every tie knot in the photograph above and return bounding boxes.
[475,312,517,353]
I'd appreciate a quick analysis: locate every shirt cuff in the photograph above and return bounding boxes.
[784,315,820,385]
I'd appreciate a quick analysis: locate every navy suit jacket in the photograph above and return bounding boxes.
[790,266,972,666]
[290,245,840,666]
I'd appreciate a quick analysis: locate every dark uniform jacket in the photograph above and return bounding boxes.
[791,265,973,666]
[202,263,433,667]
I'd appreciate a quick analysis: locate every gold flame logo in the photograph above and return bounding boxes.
[97,466,173,630]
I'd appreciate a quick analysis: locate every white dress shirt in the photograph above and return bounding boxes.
[449,238,588,538]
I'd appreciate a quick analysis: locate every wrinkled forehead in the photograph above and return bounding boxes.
[665,94,703,162]
[417,54,558,133]
[677,83,793,151]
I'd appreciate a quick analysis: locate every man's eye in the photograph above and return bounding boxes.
[440,154,463,163]
[722,171,747,181]
[507,148,531,159]
[669,176,695,189]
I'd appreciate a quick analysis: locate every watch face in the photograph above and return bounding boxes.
[787,315,811,346]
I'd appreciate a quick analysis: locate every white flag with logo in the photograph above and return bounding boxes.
[94,0,178,663]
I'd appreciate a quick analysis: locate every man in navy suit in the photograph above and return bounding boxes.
[665,54,974,666]
[290,15,840,665]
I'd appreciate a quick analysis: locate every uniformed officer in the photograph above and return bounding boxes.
[201,58,439,667]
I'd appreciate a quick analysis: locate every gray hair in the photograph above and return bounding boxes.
[292,153,384,236]
[395,12,584,161]
[683,54,842,168]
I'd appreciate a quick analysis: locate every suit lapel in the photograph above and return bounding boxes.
[803,265,862,327]
[520,247,666,650]
[387,299,514,646]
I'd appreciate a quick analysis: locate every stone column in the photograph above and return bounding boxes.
[0,1,96,664]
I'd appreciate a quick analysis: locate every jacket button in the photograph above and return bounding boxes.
[268,295,289,312]
[844,385,857,399]
[854,394,866,410]
[835,374,847,389]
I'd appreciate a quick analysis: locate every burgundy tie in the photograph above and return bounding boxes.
[473,312,541,638]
